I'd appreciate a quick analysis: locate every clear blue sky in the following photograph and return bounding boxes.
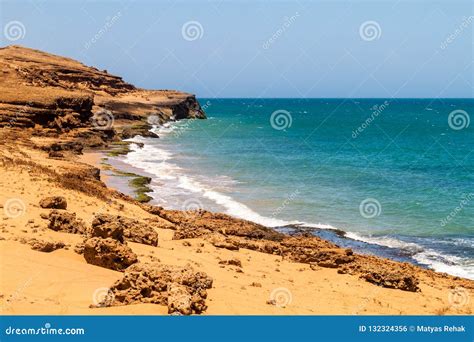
[1,0,473,98]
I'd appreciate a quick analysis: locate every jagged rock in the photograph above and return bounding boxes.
[91,214,158,247]
[212,240,239,251]
[74,242,84,255]
[48,210,86,234]
[145,206,283,241]
[48,142,83,154]
[360,267,420,292]
[0,46,205,137]
[90,215,124,242]
[218,258,242,268]
[83,237,138,271]
[29,239,65,252]
[98,262,212,314]
[48,150,64,159]
[167,283,193,315]
[39,196,67,209]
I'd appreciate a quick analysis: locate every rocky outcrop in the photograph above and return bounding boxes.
[0,45,205,137]
[39,196,67,209]
[29,239,66,252]
[146,206,421,292]
[47,210,86,234]
[83,237,138,271]
[97,262,213,315]
[91,214,158,247]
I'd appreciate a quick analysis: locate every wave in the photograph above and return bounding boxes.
[344,232,474,279]
[119,125,474,280]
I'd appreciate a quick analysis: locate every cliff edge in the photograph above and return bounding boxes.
[0,45,205,144]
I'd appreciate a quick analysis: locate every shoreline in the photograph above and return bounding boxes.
[96,121,473,281]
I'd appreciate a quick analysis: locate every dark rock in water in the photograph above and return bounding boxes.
[48,210,86,234]
[83,237,138,271]
[39,196,67,209]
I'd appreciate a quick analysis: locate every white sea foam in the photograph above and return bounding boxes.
[345,232,474,280]
[118,124,474,280]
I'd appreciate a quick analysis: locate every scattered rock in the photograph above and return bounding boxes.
[218,258,242,268]
[91,214,158,247]
[250,282,262,287]
[40,196,67,210]
[48,151,64,159]
[360,267,419,292]
[90,215,124,242]
[97,262,212,315]
[48,210,86,234]
[74,242,84,254]
[167,283,193,315]
[83,237,138,271]
[29,239,65,252]
[212,240,239,251]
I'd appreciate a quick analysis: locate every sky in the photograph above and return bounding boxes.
[0,0,473,98]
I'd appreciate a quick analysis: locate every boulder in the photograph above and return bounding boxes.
[48,210,86,234]
[218,258,242,268]
[97,262,212,314]
[91,214,158,247]
[167,283,193,315]
[39,196,67,209]
[83,237,138,271]
[29,239,65,252]
[90,215,124,242]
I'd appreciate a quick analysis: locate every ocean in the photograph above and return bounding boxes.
[119,98,474,279]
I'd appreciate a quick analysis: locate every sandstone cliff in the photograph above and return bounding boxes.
[0,45,205,140]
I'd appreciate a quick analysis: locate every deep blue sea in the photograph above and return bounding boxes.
[120,98,474,279]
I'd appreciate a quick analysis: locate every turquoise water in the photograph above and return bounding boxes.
[121,98,474,278]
